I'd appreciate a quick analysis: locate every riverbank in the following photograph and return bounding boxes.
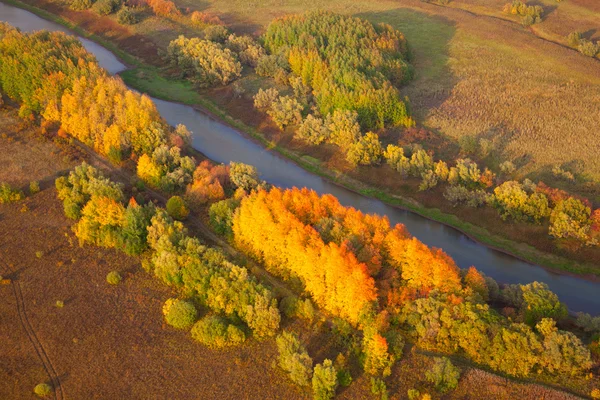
[2,0,599,280]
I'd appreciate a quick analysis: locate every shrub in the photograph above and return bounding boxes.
[479,138,493,158]
[370,377,388,399]
[296,114,329,145]
[280,296,315,322]
[255,53,289,78]
[578,40,600,58]
[203,25,230,43]
[166,195,189,220]
[34,383,52,397]
[0,183,25,204]
[191,315,246,348]
[575,312,600,334]
[346,132,383,166]
[253,88,279,110]
[55,300,64,308]
[70,0,93,10]
[503,1,543,25]
[276,331,313,386]
[136,145,195,192]
[567,31,583,47]
[229,162,260,191]
[425,357,460,394]
[267,96,304,129]
[409,149,434,177]
[520,282,568,325]
[551,165,575,182]
[443,185,489,207]
[209,198,239,238]
[106,271,122,285]
[162,298,198,330]
[499,160,516,176]
[190,11,223,26]
[29,181,40,195]
[458,135,478,155]
[166,36,241,87]
[93,0,121,15]
[448,158,483,188]
[312,359,338,400]
[117,7,138,24]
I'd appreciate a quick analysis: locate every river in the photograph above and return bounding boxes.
[1,2,598,315]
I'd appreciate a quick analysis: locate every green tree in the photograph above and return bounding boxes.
[425,357,460,394]
[276,331,313,386]
[346,132,383,166]
[312,359,338,400]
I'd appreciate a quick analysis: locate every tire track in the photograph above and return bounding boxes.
[0,259,64,400]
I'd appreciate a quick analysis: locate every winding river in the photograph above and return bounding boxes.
[2,2,598,315]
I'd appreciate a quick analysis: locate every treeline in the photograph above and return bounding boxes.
[57,163,280,338]
[227,186,593,381]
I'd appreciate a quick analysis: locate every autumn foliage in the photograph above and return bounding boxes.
[233,187,463,324]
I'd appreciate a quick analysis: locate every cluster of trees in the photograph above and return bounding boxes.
[56,163,280,338]
[262,11,413,131]
[503,1,544,26]
[0,183,25,204]
[166,36,242,87]
[400,291,591,378]
[0,25,197,195]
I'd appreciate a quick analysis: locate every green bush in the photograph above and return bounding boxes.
[191,315,246,348]
[312,359,338,400]
[229,162,260,191]
[166,195,189,221]
[425,357,460,394]
[0,183,24,204]
[209,198,239,238]
[29,181,40,195]
[106,271,122,285]
[93,0,121,15]
[33,383,52,397]
[567,31,583,47]
[276,331,313,386]
[117,7,138,25]
[162,298,197,330]
[370,377,388,400]
[203,25,230,43]
[346,132,383,166]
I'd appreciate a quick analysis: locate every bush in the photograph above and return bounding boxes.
[346,132,383,166]
[136,145,195,192]
[370,377,388,399]
[29,181,40,195]
[499,160,516,176]
[116,7,138,24]
[443,185,489,207]
[106,270,122,285]
[166,195,189,221]
[578,40,600,58]
[276,331,313,386]
[191,315,246,348]
[162,298,198,330]
[34,383,52,398]
[93,0,121,15]
[166,36,241,87]
[253,87,279,110]
[255,53,289,78]
[567,31,583,47]
[425,357,460,394]
[549,197,592,241]
[203,25,230,43]
[492,181,550,223]
[280,296,315,322]
[575,312,600,334]
[229,162,260,191]
[0,183,25,204]
[312,359,338,400]
[458,135,478,155]
[267,96,304,129]
[521,282,568,325]
[70,0,93,10]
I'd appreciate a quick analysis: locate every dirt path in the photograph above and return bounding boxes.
[0,258,64,400]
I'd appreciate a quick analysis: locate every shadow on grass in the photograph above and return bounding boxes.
[355,8,458,121]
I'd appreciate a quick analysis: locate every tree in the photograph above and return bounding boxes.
[492,181,549,223]
[162,298,198,330]
[384,145,410,176]
[325,109,361,149]
[229,162,260,191]
[425,357,460,394]
[362,331,394,377]
[549,198,592,242]
[276,331,313,386]
[520,282,568,326]
[313,359,338,400]
[267,96,304,129]
[253,87,279,110]
[296,114,329,145]
[166,196,189,220]
[191,315,246,348]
